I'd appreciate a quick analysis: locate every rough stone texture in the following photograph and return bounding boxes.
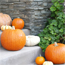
[0,0,65,35]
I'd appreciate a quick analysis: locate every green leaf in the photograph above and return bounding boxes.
[51,20,57,26]
[60,0,64,3]
[57,17,62,19]
[51,0,57,3]
[47,19,52,24]
[41,38,47,43]
[56,35,60,40]
[51,41,55,44]
[43,28,48,33]
[63,14,65,18]
[50,31,54,34]
[49,25,54,30]
[50,6,56,12]
[55,11,63,16]
[59,29,63,32]
[54,2,60,7]
[51,12,56,17]
[57,5,64,11]
[38,32,45,37]
[53,27,59,33]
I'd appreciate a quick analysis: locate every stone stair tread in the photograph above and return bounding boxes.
[0,46,40,60]
[0,46,41,65]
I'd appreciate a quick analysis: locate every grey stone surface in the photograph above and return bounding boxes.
[0,0,65,35]
[54,64,65,65]
[22,29,30,35]
[0,46,41,65]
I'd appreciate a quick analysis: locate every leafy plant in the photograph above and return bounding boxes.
[38,0,65,52]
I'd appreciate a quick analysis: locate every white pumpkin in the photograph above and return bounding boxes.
[25,35,40,46]
[43,61,53,65]
[1,25,12,31]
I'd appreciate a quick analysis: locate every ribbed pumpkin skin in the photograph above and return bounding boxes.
[45,43,65,64]
[1,29,26,51]
[12,18,24,29]
[0,13,12,29]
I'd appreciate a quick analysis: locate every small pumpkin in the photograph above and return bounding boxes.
[43,61,53,65]
[35,55,45,65]
[0,13,12,29]
[12,17,24,29]
[45,42,65,64]
[1,26,26,51]
[1,25,12,31]
[25,35,40,46]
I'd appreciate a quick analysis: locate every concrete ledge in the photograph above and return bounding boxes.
[0,46,41,65]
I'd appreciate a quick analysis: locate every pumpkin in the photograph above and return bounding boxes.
[26,35,40,46]
[45,42,65,64]
[1,26,26,51]
[43,61,53,65]
[0,13,12,29]
[12,17,24,29]
[35,55,45,65]
[1,25,12,31]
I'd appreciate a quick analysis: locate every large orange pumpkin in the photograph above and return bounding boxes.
[45,42,65,64]
[0,13,12,29]
[12,18,24,29]
[1,27,26,51]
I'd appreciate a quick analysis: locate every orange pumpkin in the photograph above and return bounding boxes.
[35,55,45,65]
[1,27,26,51]
[45,42,65,64]
[12,17,24,29]
[0,13,12,29]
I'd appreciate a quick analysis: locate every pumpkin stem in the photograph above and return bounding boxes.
[40,54,41,57]
[17,17,20,18]
[12,26,15,30]
[54,42,58,47]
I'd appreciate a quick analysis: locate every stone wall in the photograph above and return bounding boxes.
[0,0,65,35]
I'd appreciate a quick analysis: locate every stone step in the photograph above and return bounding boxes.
[0,46,41,65]
[0,29,40,65]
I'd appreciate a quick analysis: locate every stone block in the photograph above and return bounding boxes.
[8,4,14,9]
[34,0,43,1]
[1,5,8,9]
[38,2,43,5]
[34,11,41,15]
[20,0,34,2]
[8,0,19,2]
[43,3,47,6]
[0,0,8,2]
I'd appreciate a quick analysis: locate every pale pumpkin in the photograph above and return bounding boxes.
[1,25,12,31]
[45,42,65,64]
[43,61,53,65]
[0,13,12,29]
[25,35,40,46]
[1,26,26,51]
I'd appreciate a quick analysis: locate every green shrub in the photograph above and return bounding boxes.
[38,0,65,52]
